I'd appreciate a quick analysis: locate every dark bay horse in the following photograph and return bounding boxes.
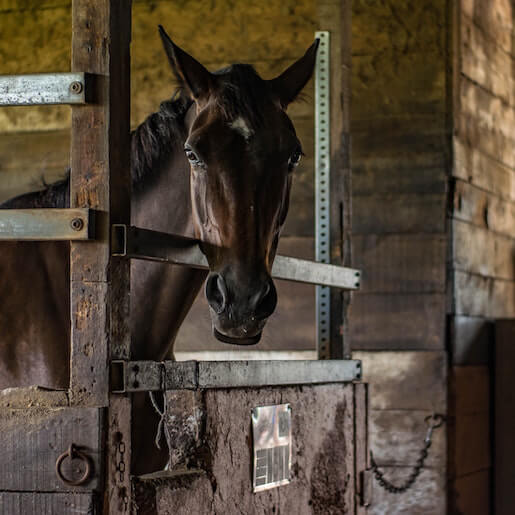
[0,27,318,473]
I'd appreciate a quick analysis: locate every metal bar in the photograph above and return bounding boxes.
[0,73,87,106]
[315,31,331,359]
[111,359,362,392]
[0,208,93,240]
[112,224,361,290]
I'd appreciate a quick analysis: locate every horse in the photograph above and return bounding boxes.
[0,26,319,473]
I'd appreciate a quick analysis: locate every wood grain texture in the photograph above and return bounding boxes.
[353,194,446,234]
[0,407,102,492]
[453,179,515,237]
[353,234,446,293]
[352,351,447,412]
[354,383,369,515]
[452,220,515,281]
[0,492,98,515]
[452,469,491,515]
[350,293,446,350]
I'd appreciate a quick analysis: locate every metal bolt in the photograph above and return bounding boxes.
[70,218,84,231]
[70,81,83,94]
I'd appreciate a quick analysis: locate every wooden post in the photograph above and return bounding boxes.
[70,0,131,512]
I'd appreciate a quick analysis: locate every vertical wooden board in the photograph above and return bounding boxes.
[452,469,490,515]
[495,320,515,515]
[354,383,369,515]
[0,493,98,515]
[0,407,102,492]
[450,315,493,365]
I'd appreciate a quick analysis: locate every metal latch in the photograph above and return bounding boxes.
[359,469,373,507]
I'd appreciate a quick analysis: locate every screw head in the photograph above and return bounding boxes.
[70,218,84,231]
[70,81,83,94]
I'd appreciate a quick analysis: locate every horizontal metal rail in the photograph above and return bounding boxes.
[112,224,361,290]
[0,73,87,106]
[111,359,362,393]
[0,209,93,240]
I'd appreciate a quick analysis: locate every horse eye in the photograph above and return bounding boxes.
[185,148,201,165]
[288,150,302,168]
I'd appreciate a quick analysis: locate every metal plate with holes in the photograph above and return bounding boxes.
[0,73,87,106]
[252,404,292,492]
[315,31,331,359]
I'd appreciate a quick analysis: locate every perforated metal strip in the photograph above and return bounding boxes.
[314,31,331,360]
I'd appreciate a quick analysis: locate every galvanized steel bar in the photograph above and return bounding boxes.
[0,208,93,240]
[0,73,87,106]
[111,359,362,392]
[315,31,331,359]
[112,224,361,290]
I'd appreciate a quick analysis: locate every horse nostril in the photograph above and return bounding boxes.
[253,280,277,319]
[206,274,228,314]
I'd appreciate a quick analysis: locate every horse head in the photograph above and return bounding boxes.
[159,26,318,345]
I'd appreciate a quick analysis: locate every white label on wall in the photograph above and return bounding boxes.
[252,404,292,492]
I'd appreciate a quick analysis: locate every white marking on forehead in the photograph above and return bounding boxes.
[229,117,253,140]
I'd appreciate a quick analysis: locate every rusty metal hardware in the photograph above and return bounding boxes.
[369,413,445,494]
[70,217,84,231]
[69,80,83,94]
[55,443,92,486]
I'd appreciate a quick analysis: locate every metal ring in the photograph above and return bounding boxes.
[424,413,444,429]
[55,444,92,486]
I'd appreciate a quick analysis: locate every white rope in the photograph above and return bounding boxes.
[148,391,172,468]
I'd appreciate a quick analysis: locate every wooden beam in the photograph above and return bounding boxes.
[70,0,131,513]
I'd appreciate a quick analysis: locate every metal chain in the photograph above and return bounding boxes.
[370,413,445,494]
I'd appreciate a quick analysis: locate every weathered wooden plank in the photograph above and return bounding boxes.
[459,76,515,146]
[457,111,515,170]
[461,14,515,107]
[350,293,446,350]
[494,320,515,515]
[453,469,491,515]
[449,315,493,365]
[453,270,515,318]
[0,386,68,408]
[353,234,446,293]
[453,179,515,237]
[353,163,447,196]
[353,194,446,234]
[0,492,98,515]
[352,351,447,412]
[452,219,515,280]
[453,139,515,202]
[71,1,131,514]
[0,407,102,491]
[370,409,445,468]
[461,0,514,54]
[0,208,91,240]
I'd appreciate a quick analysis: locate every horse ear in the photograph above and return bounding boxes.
[158,25,212,100]
[269,39,320,109]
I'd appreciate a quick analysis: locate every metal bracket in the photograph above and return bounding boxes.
[315,31,331,359]
[0,208,94,240]
[112,224,361,290]
[0,73,87,106]
[110,359,362,393]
